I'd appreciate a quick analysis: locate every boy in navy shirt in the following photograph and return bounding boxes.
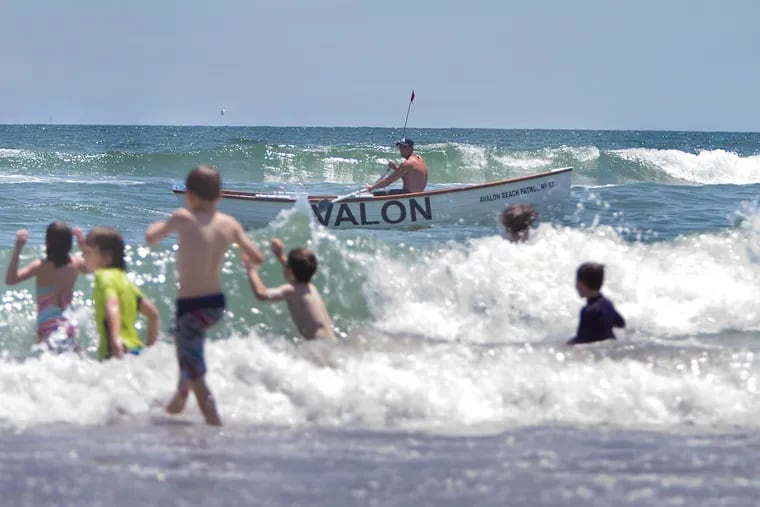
[566,262,625,345]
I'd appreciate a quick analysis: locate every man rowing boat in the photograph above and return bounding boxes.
[366,138,428,195]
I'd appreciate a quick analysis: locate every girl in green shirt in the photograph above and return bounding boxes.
[82,227,159,359]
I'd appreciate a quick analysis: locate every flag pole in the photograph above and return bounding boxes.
[401,90,415,139]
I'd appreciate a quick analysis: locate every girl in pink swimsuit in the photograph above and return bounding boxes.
[5,222,89,351]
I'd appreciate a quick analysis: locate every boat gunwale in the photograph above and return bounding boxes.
[171,167,572,203]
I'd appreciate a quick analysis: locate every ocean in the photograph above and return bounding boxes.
[1,125,759,506]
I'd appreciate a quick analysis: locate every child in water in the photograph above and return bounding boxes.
[566,262,625,345]
[4,222,89,352]
[5,221,88,352]
[500,204,537,242]
[82,227,159,358]
[244,238,336,341]
[146,164,264,426]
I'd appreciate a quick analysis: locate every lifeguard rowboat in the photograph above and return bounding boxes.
[172,167,572,229]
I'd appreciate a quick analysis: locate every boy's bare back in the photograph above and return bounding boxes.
[278,282,336,340]
[173,208,237,297]
[147,207,263,298]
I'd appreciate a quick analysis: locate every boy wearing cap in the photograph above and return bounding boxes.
[366,138,428,194]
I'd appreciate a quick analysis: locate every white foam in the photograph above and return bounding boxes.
[557,145,601,163]
[0,148,31,157]
[321,157,361,184]
[51,151,107,164]
[2,222,760,432]
[492,152,552,170]
[455,143,490,170]
[433,143,600,177]
[614,148,760,185]
[0,333,757,431]
[0,173,143,185]
[0,174,48,184]
[323,157,359,165]
[365,224,760,342]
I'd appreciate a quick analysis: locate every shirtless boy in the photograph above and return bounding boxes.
[244,238,335,341]
[146,165,264,425]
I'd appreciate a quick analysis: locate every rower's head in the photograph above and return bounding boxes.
[185,165,221,209]
[395,137,414,157]
[287,248,318,283]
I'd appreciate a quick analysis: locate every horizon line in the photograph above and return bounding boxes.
[1,123,758,135]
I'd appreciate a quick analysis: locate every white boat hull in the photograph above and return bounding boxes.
[173,167,572,229]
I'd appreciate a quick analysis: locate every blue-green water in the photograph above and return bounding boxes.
[2,126,760,506]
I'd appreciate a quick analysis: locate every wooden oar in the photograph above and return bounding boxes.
[331,187,370,204]
[316,170,389,211]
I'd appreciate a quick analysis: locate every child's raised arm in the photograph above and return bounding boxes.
[242,252,290,302]
[270,238,288,267]
[5,229,42,285]
[72,227,91,274]
[73,227,86,252]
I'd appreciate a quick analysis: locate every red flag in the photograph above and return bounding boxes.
[410,90,415,103]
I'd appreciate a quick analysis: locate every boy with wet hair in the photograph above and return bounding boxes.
[500,204,537,242]
[146,164,264,426]
[566,262,625,346]
[244,238,336,341]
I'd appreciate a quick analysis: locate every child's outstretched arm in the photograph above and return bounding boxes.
[145,220,171,245]
[233,222,264,266]
[5,229,42,285]
[105,295,125,358]
[246,268,271,301]
[241,252,269,301]
[241,252,289,302]
[145,210,184,245]
[139,297,160,346]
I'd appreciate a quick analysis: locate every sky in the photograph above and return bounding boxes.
[1,0,759,131]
